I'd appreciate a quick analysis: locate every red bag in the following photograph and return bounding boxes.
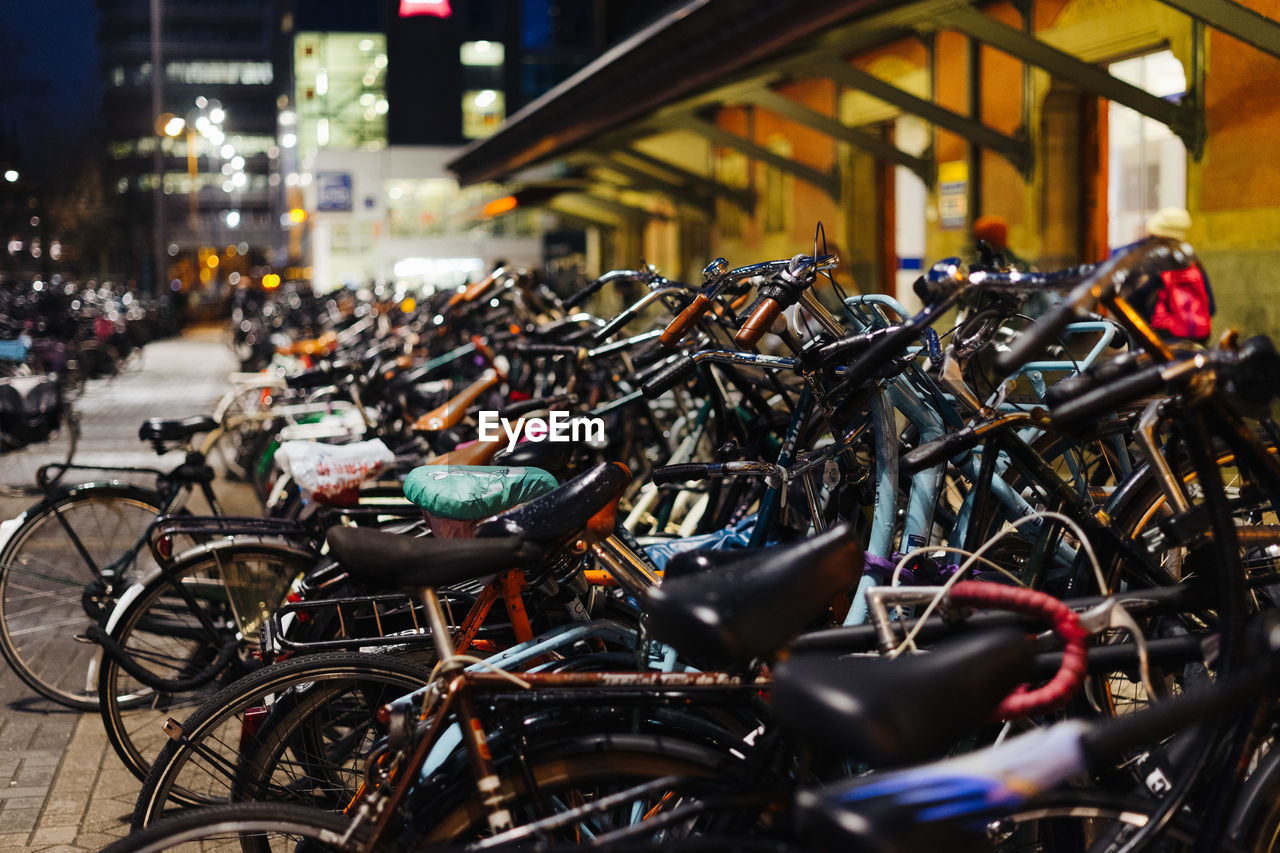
[1151,265,1212,341]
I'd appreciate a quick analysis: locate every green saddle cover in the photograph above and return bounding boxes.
[403,465,558,521]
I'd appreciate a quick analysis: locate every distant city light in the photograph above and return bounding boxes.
[359,39,374,51]
[231,156,245,170]
[400,0,451,18]
[263,273,281,289]
[279,110,296,127]
[209,107,226,124]
[163,116,186,136]
[225,210,241,228]
[315,69,328,96]
[2,170,16,183]
[474,90,497,108]
[221,144,235,158]
[281,133,297,148]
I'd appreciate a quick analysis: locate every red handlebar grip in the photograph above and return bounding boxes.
[734,297,782,349]
[660,293,712,348]
[947,581,1089,719]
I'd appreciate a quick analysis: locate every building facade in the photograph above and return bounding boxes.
[97,0,291,295]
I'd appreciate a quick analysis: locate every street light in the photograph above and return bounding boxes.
[3,170,18,183]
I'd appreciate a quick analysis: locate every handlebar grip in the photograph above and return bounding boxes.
[1042,353,1145,409]
[651,463,711,485]
[447,275,495,308]
[1050,362,1166,429]
[660,294,712,348]
[734,297,783,349]
[640,358,698,399]
[839,323,921,389]
[563,277,606,310]
[902,425,981,473]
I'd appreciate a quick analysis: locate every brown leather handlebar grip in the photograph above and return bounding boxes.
[734,297,783,348]
[447,274,496,308]
[659,293,712,348]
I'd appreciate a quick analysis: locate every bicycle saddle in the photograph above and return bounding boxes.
[772,628,1036,768]
[477,461,630,545]
[403,464,558,521]
[138,415,219,443]
[642,523,862,667]
[325,527,540,589]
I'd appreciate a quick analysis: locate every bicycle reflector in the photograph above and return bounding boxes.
[240,706,269,753]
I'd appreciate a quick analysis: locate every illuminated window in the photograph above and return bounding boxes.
[462,89,505,139]
[1107,50,1186,249]
[295,33,388,157]
[166,61,274,85]
[461,41,504,67]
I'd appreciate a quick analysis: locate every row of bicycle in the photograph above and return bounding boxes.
[2,233,1279,850]
[0,278,177,452]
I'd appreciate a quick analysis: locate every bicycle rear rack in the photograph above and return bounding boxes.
[145,514,315,566]
[263,581,492,657]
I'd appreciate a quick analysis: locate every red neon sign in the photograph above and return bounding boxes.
[400,0,451,17]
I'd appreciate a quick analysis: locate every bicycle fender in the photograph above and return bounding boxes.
[0,511,28,557]
[100,577,154,636]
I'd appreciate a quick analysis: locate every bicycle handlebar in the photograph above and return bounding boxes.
[1050,362,1167,429]
[947,581,1088,719]
[563,268,657,310]
[993,237,1194,375]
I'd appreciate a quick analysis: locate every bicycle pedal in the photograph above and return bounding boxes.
[73,633,94,644]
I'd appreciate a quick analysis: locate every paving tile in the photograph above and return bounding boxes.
[0,326,243,852]
[30,825,79,845]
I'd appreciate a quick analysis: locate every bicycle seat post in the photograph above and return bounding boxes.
[419,587,458,668]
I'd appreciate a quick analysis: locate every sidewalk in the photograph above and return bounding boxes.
[0,324,253,851]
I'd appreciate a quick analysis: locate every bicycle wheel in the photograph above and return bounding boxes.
[985,787,1237,851]
[1097,442,1280,595]
[408,732,749,844]
[134,652,434,824]
[103,801,370,853]
[0,483,167,709]
[100,542,316,787]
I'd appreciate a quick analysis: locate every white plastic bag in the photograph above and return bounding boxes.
[274,438,395,497]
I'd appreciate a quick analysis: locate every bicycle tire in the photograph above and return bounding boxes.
[407,732,749,844]
[984,786,1245,852]
[134,651,435,824]
[0,482,167,709]
[104,801,370,853]
[100,541,316,786]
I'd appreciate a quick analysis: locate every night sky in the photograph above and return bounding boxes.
[0,0,99,179]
